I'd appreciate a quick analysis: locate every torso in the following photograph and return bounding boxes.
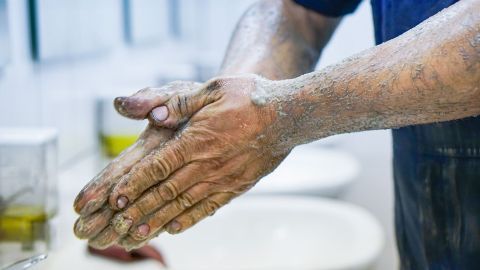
[371,0,480,269]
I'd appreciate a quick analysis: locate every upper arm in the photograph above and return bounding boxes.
[284,0,343,51]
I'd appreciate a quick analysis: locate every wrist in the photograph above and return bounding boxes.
[250,76,313,150]
[264,74,347,145]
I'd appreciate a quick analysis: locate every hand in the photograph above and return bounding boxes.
[73,81,201,243]
[79,74,293,250]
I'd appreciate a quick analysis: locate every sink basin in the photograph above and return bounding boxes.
[35,196,383,270]
[153,196,384,270]
[249,144,360,197]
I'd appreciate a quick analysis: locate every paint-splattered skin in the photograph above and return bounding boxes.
[74,0,479,250]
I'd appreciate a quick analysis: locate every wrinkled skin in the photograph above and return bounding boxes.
[74,75,291,250]
[73,81,201,216]
[74,0,338,250]
[74,0,480,251]
[74,81,199,249]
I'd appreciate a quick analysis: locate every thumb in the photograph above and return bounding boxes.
[114,82,201,120]
[148,79,223,129]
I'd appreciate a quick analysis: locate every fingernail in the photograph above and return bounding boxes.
[137,224,150,236]
[117,196,129,209]
[114,96,127,102]
[151,106,168,122]
[114,96,127,107]
[168,221,182,233]
[114,97,128,113]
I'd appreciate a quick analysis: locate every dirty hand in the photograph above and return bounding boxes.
[72,81,201,241]
[79,75,293,250]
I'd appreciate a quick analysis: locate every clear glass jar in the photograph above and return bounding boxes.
[0,128,58,266]
[97,95,146,157]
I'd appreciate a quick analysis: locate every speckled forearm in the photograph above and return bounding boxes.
[264,0,480,147]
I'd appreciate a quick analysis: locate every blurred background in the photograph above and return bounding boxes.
[0,0,397,269]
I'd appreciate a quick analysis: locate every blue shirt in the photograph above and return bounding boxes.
[293,1,480,269]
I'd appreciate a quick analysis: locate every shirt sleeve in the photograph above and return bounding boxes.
[293,0,362,17]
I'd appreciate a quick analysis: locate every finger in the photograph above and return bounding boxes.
[130,183,213,241]
[165,192,234,234]
[111,162,206,235]
[74,206,114,239]
[114,82,201,120]
[148,79,222,129]
[118,235,152,252]
[74,126,173,215]
[88,227,120,250]
[108,134,196,211]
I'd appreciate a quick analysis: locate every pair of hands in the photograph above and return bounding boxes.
[73,75,292,250]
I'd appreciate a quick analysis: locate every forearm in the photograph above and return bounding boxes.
[271,0,480,145]
[219,0,340,80]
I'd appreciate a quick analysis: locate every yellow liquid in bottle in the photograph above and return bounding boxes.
[0,205,48,243]
[100,134,138,157]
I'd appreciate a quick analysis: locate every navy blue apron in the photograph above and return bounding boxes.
[294,0,480,269]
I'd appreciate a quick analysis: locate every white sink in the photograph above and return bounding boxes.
[154,196,384,270]
[32,155,375,270]
[249,144,360,197]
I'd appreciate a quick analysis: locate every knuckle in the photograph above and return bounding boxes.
[115,176,134,196]
[159,182,179,201]
[178,192,195,208]
[205,77,224,92]
[131,201,147,217]
[149,156,171,180]
[168,94,189,119]
[150,147,184,180]
[144,189,164,210]
[206,158,223,171]
[136,187,168,215]
[202,199,222,216]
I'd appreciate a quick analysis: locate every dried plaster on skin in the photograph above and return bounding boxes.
[250,79,291,115]
[256,1,478,148]
[112,214,132,234]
